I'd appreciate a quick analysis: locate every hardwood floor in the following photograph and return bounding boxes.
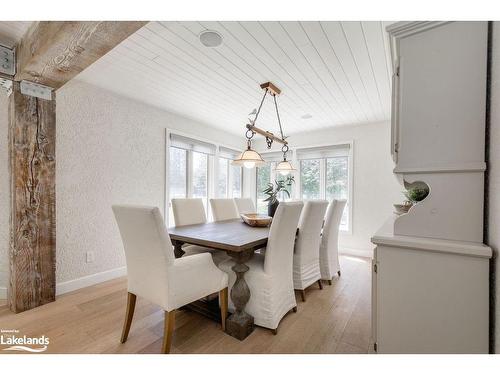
[0,255,372,354]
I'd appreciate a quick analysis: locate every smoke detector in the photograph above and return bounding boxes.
[199,30,223,48]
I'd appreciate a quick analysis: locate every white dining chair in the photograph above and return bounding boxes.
[112,205,228,354]
[217,201,304,334]
[320,200,347,284]
[210,198,240,221]
[293,200,329,302]
[234,198,256,215]
[171,198,222,262]
[171,198,207,226]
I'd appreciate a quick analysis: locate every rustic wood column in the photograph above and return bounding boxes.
[5,21,147,313]
[8,81,56,313]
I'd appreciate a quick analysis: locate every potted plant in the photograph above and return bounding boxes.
[404,186,429,203]
[395,186,430,215]
[262,175,294,217]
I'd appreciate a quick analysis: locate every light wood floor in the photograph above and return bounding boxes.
[0,255,372,354]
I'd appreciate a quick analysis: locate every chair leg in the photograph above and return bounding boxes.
[300,290,306,302]
[219,287,228,332]
[162,310,176,354]
[338,270,341,277]
[272,328,278,335]
[120,292,136,343]
[292,306,297,313]
[328,279,332,286]
[317,280,323,290]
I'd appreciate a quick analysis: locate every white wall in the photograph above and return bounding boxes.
[488,22,500,354]
[254,121,402,257]
[0,80,242,294]
[0,93,9,299]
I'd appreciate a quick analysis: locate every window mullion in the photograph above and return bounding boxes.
[227,161,231,198]
[186,150,193,198]
[320,158,326,200]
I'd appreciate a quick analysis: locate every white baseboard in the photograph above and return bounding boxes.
[3,248,371,299]
[56,266,127,296]
[340,246,374,259]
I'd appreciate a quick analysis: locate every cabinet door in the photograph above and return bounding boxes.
[395,21,487,171]
[390,60,399,164]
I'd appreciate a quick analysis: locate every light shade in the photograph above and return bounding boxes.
[232,148,266,168]
[275,160,296,175]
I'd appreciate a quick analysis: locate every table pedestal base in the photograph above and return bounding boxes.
[225,249,255,341]
[226,311,254,341]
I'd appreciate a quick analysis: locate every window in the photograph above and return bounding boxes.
[169,147,187,200]
[231,165,242,198]
[297,144,351,231]
[326,157,349,229]
[256,163,272,214]
[192,151,208,211]
[167,133,243,225]
[217,147,243,199]
[300,159,321,199]
[255,151,295,214]
[217,158,228,198]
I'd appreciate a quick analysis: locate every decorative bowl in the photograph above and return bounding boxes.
[240,213,272,227]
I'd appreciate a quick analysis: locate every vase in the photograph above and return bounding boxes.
[268,200,279,217]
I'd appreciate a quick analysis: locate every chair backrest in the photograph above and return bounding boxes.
[264,201,304,274]
[171,198,206,226]
[234,198,256,214]
[321,199,347,253]
[210,198,240,222]
[295,200,329,265]
[112,205,173,304]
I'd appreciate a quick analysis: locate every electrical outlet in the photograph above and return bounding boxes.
[86,251,95,263]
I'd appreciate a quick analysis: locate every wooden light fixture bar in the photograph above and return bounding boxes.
[246,123,288,145]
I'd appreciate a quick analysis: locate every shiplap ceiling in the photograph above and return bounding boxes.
[0,21,394,136]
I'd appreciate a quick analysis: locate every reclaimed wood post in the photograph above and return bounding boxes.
[8,81,56,313]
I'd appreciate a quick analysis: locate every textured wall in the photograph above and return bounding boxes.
[0,93,9,296]
[488,22,500,353]
[54,80,241,283]
[254,121,402,256]
[0,80,242,291]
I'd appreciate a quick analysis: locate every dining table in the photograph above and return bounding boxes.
[168,219,271,341]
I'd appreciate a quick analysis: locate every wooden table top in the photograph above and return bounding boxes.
[168,219,270,252]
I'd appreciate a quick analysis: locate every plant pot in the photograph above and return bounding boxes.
[268,200,279,217]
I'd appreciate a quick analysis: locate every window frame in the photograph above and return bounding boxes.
[218,156,243,199]
[165,129,244,226]
[293,141,353,234]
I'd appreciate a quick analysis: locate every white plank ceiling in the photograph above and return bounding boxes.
[0,21,394,136]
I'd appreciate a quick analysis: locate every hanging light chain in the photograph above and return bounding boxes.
[281,144,289,160]
[273,93,285,141]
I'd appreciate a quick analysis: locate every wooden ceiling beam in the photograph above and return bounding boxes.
[15,21,147,89]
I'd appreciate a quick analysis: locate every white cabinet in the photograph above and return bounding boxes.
[387,21,488,243]
[372,21,492,353]
[372,221,490,353]
[389,21,488,173]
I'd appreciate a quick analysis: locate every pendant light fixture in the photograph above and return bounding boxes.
[233,82,295,174]
[231,129,266,169]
